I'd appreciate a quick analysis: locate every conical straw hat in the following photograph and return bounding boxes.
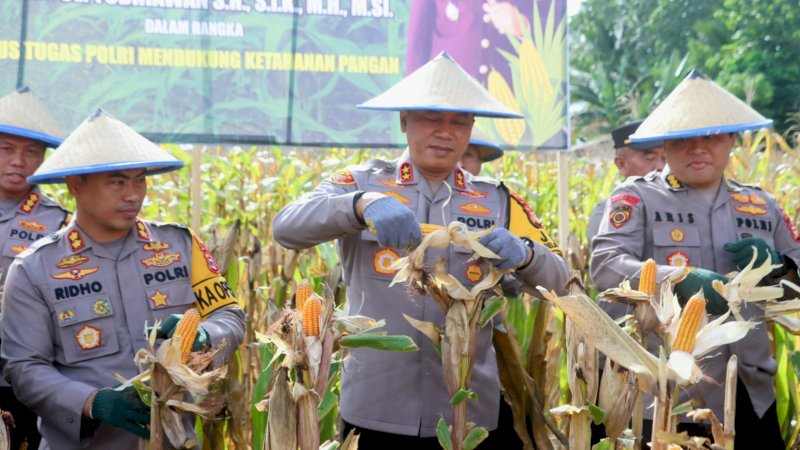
[469,128,504,162]
[29,109,184,184]
[0,87,65,147]
[630,70,772,143]
[357,52,524,118]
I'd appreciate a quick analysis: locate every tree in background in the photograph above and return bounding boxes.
[570,0,799,141]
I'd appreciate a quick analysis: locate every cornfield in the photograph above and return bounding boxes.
[36,131,800,449]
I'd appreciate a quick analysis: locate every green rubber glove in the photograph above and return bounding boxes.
[91,386,149,438]
[152,314,209,351]
[723,237,786,277]
[674,268,729,315]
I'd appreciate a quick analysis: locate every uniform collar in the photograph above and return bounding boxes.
[15,187,43,215]
[660,167,686,192]
[63,217,151,255]
[394,149,470,192]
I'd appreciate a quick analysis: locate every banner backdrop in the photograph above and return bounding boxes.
[0,0,567,149]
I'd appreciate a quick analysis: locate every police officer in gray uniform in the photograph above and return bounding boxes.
[273,53,569,449]
[0,110,245,450]
[0,87,71,450]
[591,71,799,448]
[586,120,664,244]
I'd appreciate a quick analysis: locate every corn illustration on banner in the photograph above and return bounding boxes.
[0,0,567,150]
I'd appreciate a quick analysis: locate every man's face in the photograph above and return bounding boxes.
[401,110,474,175]
[0,133,46,200]
[614,146,665,178]
[460,145,483,176]
[67,169,147,241]
[664,134,735,189]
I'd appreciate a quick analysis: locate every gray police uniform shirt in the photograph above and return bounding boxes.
[0,188,70,389]
[0,219,245,449]
[272,152,570,437]
[591,168,800,421]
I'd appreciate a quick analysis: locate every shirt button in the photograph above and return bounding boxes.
[66,415,74,424]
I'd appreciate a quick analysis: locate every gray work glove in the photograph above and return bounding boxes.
[362,196,422,249]
[479,228,530,270]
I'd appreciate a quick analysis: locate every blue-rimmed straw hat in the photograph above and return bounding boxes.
[28,109,184,184]
[469,128,504,162]
[357,52,524,119]
[629,70,772,143]
[0,87,65,147]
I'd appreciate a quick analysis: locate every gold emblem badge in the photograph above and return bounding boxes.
[670,229,685,242]
[52,267,98,281]
[75,325,102,350]
[454,168,466,189]
[143,241,171,252]
[373,248,399,275]
[609,203,633,229]
[58,308,75,322]
[666,251,690,267]
[11,244,28,254]
[666,174,683,190]
[399,162,414,183]
[465,263,482,282]
[378,178,406,189]
[750,193,767,206]
[149,290,169,308]
[93,299,112,316]
[383,191,411,205]
[459,202,491,216]
[731,193,750,203]
[459,189,488,199]
[734,205,767,215]
[67,229,85,251]
[18,220,47,232]
[57,255,89,269]
[140,252,181,268]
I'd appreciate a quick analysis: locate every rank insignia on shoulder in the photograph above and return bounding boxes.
[18,192,40,214]
[750,193,767,206]
[57,255,89,269]
[465,263,482,282]
[735,205,767,216]
[75,325,102,350]
[18,220,47,232]
[58,308,75,322]
[143,241,171,252]
[383,190,411,205]
[373,248,399,275]
[454,168,466,189]
[93,299,112,316]
[136,219,151,240]
[399,162,414,183]
[666,174,683,190]
[67,229,85,252]
[11,244,28,255]
[670,229,685,242]
[52,267,98,281]
[150,290,169,308]
[666,251,690,267]
[141,252,181,268]
[459,202,491,216]
[330,170,356,185]
[609,203,633,229]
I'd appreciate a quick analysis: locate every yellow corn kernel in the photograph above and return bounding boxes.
[175,308,201,364]
[295,279,313,311]
[487,70,525,146]
[420,223,446,237]
[638,259,657,295]
[302,295,322,337]
[672,295,706,353]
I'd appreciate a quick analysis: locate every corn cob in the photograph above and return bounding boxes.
[672,296,706,353]
[638,259,657,295]
[175,308,201,364]
[420,223,446,237]
[295,279,313,311]
[487,70,525,146]
[302,295,322,337]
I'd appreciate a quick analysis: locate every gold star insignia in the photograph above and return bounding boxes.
[149,290,168,308]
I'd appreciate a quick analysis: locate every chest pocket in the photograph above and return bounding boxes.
[652,225,701,268]
[144,281,197,322]
[54,294,120,364]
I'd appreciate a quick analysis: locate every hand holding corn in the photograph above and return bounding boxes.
[360,195,422,249]
[152,311,209,352]
[724,237,786,277]
[478,227,532,270]
[674,268,728,315]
